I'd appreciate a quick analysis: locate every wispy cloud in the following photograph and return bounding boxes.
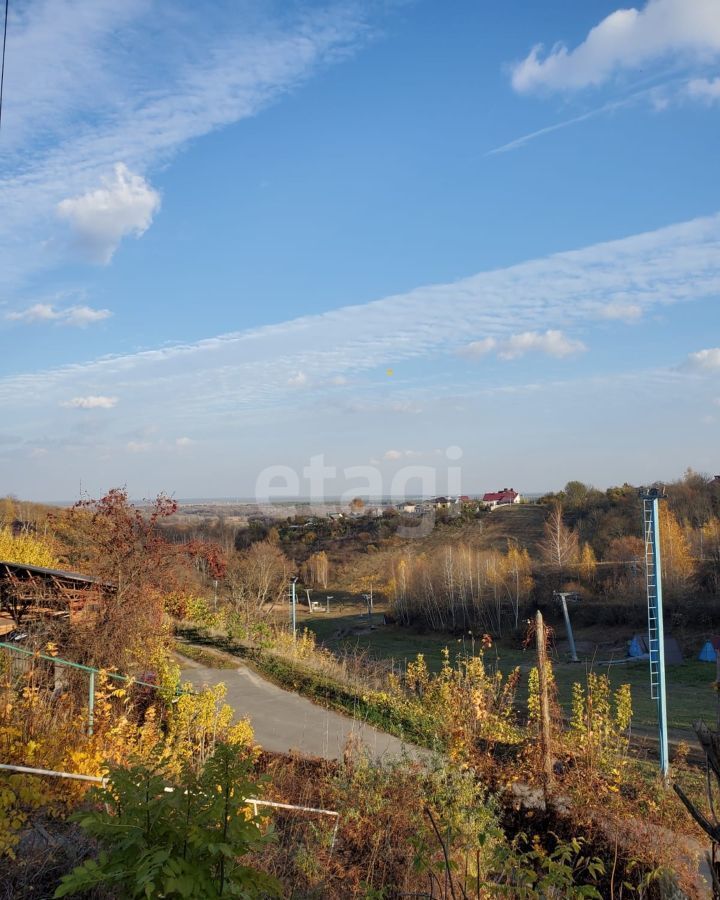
[61,395,118,409]
[487,95,639,155]
[0,3,373,290]
[127,440,153,453]
[598,302,643,322]
[510,0,720,94]
[486,80,679,155]
[687,75,720,102]
[7,303,112,327]
[3,211,719,440]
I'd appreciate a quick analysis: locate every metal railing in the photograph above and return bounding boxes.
[0,762,340,847]
[0,641,193,735]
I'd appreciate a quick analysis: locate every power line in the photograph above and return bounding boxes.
[0,0,8,133]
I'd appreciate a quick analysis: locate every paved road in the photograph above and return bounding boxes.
[177,653,426,763]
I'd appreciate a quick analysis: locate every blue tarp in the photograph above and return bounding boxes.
[699,641,718,662]
[629,635,648,658]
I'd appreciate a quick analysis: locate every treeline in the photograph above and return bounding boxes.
[389,543,532,634]
[387,471,720,633]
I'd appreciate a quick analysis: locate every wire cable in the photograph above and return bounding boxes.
[0,0,8,133]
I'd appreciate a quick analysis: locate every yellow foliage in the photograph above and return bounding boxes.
[0,526,57,568]
[0,662,255,857]
[579,543,597,581]
[659,506,694,590]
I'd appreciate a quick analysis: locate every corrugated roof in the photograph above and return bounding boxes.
[0,560,109,586]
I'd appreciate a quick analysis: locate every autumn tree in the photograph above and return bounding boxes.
[539,503,579,571]
[305,550,329,588]
[578,543,597,582]
[226,541,289,627]
[387,542,533,634]
[500,542,533,629]
[659,504,694,597]
[56,489,190,669]
[0,526,57,569]
[0,496,16,527]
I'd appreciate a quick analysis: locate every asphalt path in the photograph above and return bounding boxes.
[177,652,426,763]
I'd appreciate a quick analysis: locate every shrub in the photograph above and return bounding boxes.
[54,743,280,899]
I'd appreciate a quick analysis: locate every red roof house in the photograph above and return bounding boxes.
[482,489,520,510]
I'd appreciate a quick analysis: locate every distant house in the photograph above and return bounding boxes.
[454,495,471,505]
[431,497,452,510]
[401,502,418,514]
[482,488,521,511]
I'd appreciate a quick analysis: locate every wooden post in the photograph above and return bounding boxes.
[536,611,553,786]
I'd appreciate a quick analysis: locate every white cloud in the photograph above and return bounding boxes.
[511,0,720,93]
[462,330,586,361]
[288,371,308,387]
[383,449,403,461]
[61,395,118,409]
[498,330,587,360]
[460,337,497,357]
[176,436,194,447]
[57,164,160,264]
[7,303,112,326]
[127,440,152,453]
[686,348,720,370]
[687,76,720,102]
[598,301,643,322]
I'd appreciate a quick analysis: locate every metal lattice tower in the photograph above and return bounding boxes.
[641,490,669,776]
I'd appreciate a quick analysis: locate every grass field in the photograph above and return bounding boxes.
[298,595,719,735]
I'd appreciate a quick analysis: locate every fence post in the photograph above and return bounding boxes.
[535,611,553,788]
[88,669,95,736]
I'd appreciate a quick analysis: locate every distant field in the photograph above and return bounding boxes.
[299,596,719,735]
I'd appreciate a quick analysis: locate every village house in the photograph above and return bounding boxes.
[481,488,521,511]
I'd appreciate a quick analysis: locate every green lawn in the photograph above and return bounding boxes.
[300,600,719,735]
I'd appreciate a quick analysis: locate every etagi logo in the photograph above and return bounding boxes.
[254,446,464,538]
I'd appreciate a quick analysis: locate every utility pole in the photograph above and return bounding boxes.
[554,591,580,663]
[641,487,669,778]
[290,576,298,639]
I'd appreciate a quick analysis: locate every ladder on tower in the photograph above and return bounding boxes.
[643,499,661,700]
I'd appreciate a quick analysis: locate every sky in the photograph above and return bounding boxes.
[1,0,719,502]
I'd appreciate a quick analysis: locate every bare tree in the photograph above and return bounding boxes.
[226,541,288,625]
[539,502,579,570]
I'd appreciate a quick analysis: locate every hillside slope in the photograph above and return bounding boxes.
[334,504,547,589]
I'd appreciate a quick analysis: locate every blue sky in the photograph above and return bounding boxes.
[1,0,719,501]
